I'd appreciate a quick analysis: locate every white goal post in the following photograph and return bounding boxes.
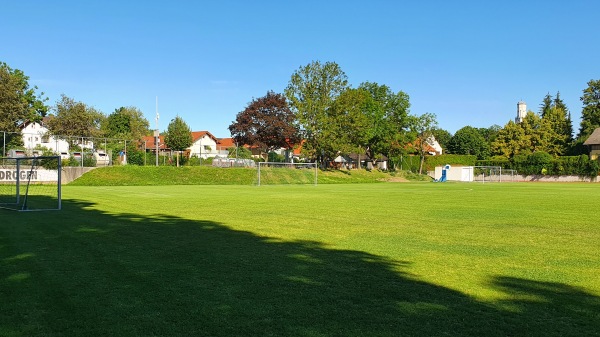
[0,156,62,211]
[472,166,502,183]
[257,162,318,186]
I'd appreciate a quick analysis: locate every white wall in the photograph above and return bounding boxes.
[21,123,69,154]
[433,166,473,182]
[188,135,218,159]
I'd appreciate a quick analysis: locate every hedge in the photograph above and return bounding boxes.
[424,152,599,177]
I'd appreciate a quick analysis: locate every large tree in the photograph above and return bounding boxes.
[542,105,570,156]
[578,79,600,140]
[537,92,573,147]
[491,120,528,158]
[103,106,150,141]
[409,112,438,174]
[492,111,563,158]
[164,116,193,152]
[0,62,48,148]
[357,82,411,164]
[447,126,490,159]
[47,94,105,146]
[284,61,349,162]
[229,91,300,159]
[326,87,372,161]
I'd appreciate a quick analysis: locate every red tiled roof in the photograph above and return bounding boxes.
[217,137,235,150]
[191,131,218,142]
[141,135,168,150]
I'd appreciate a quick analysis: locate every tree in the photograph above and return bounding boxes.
[0,62,48,149]
[447,126,490,159]
[103,106,150,141]
[229,91,300,160]
[541,105,569,156]
[539,92,553,117]
[164,116,192,152]
[47,94,105,146]
[537,92,573,147]
[491,120,528,158]
[492,111,563,158]
[357,82,411,165]
[578,79,600,140]
[409,112,438,174]
[284,61,349,163]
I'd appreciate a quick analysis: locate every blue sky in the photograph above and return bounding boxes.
[2,0,598,137]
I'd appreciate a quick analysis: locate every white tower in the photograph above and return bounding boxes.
[515,101,527,123]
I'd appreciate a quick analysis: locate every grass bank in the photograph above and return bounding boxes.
[68,165,429,186]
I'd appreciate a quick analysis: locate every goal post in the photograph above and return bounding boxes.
[472,166,502,183]
[0,156,62,211]
[257,162,317,186]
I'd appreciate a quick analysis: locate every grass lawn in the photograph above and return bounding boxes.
[1,182,600,336]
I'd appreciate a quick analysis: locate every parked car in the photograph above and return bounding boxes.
[8,149,26,157]
[94,151,110,166]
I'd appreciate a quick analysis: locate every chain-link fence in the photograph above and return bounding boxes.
[1,130,233,167]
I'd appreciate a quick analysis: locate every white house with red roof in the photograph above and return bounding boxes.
[189,131,227,159]
[19,119,70,155]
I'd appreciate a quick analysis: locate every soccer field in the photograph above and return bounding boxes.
[1,183,599,336]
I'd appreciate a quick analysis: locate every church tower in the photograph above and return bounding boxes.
[515,101,527,123]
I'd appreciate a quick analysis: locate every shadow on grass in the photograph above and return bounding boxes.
[1,199,599,337]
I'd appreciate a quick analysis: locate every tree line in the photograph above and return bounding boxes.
[230,61,438,172]
[433,84,600,162]
[0,61,200,162]
[3,59,600,172]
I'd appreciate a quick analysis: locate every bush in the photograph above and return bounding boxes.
[424,154,477,171]
[509,153,599,177]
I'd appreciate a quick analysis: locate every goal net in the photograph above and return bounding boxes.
[472,166,502,183]
[0,156,62,211]
[257,162,317,186]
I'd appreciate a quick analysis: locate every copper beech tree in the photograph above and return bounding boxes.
[229,91,300,160]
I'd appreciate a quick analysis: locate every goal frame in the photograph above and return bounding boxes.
[472,166,503,183]
[0,156,62,211]
[257,162,318,186]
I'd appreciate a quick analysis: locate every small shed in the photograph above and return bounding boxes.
[583,127,600,160]
[433,165,474,182]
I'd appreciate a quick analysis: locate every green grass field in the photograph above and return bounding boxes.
[1,181,600,336]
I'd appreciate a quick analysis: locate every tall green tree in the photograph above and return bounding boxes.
[492,111,564,158]
[103,106,150,141]
[578,79,600,140]
[327,87,372,160]
[357,82,411,164]
[229,91,300,159]
[491,120,528,158]
[47,95,105,146]
[447,126,490,159]
[542,105,570,156]
[284,61,349,163]
[539,93,553,117]
[409,112,438,174]
[164,116,193,152]
[0,62,48,149]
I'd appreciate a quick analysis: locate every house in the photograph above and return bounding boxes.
[426,136,443,155]
[216,137,235,153]
[188,131,225,159]
[141,135,170,154]
[583,127,600,160]
[19,119,69,155]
